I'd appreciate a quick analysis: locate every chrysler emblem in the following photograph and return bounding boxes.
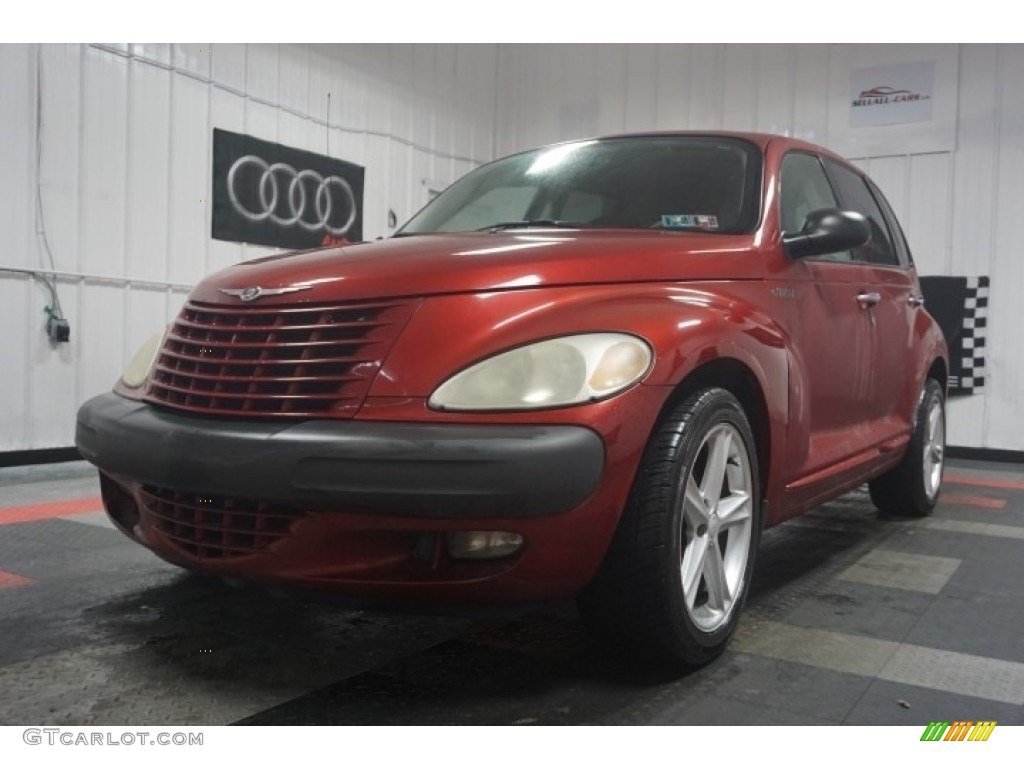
[218,285,312,302]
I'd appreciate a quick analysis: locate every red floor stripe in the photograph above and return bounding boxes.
[0,570,33,589]
[945,473,1024,492]
[939,492,1007,510]
[0,497,103,526]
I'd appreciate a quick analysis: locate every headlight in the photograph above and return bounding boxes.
[429,333,652,411]
[120,330,166,389]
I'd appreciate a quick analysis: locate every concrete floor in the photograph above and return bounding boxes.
[0,458,1022,726]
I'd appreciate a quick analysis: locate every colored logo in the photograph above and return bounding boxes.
[920,721,996,742]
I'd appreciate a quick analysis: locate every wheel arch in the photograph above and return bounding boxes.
[928,356,948,394]
[657,357,772,501]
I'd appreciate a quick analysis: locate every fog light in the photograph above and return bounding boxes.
[446,531,524,560]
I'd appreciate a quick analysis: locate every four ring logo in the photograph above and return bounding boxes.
[226,155,358,236]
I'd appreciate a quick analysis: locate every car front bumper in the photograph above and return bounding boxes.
[76,392,605,519]
[75,392,635,600]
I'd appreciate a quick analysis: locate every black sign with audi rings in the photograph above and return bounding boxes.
[212,128,365,250]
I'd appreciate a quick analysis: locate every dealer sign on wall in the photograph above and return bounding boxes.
[849,60,934,128]
[212,128,365,250]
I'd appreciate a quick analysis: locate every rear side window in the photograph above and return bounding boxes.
[825,160,899,267]
[866,178,913,267]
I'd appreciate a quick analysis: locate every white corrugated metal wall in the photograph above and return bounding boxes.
[493,44,1024,453]
[1,43,1021,453]
[0,43,497,452]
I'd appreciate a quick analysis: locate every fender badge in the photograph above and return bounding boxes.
[218,285,312,302]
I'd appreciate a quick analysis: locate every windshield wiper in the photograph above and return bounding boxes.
[478,219,588,232]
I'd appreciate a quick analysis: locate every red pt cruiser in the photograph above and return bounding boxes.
[76,132,949,666]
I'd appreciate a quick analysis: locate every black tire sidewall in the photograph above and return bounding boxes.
[658,390,762,655]
[867,377,946,518]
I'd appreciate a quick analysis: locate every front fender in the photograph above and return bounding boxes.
[367,282,794,524]
[369,284,788,408]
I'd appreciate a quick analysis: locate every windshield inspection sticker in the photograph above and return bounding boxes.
[661,214,719,230]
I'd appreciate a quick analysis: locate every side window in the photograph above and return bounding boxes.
[779,152,851,262]
[825,160,900,267]
[867,178,913,267]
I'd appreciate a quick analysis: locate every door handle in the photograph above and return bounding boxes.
[908,294,925,307]
[856,291,881,308]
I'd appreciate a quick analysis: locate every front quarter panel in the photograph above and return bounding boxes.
[369,284,785,400]
[367,283,790,507]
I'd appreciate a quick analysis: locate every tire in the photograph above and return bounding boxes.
[868,378,945,517]
[579,387,761,668]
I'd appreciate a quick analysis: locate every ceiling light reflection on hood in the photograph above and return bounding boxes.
[453,242,561,257]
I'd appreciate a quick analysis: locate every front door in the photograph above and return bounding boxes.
[771,152,876,483]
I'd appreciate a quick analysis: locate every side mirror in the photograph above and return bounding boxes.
[783,208,871,259]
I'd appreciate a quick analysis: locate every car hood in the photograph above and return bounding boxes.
[191,230,763,304]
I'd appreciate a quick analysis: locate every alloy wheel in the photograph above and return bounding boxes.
[679,423,754,632]
[923,396,945,500]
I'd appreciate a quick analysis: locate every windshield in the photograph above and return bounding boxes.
[398,136,762,236]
